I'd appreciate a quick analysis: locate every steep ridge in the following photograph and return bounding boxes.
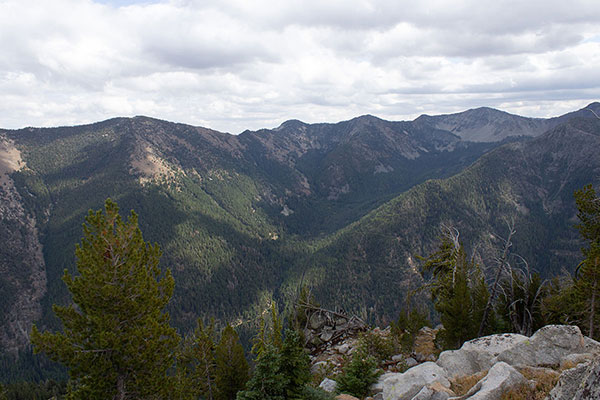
[0,135,46,354]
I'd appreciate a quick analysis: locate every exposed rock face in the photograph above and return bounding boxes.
[457,362,527,400]
[382,362,450,400]
[0,135,47,353]
[495,325,586,367]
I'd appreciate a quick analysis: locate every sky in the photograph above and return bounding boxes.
[1,0,599,134]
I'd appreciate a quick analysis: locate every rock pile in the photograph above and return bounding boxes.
[303,307,368,376]
[303,308,367,353]
[373,325,600,400]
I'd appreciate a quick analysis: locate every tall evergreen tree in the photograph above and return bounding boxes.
[177,319,217,400]
[573,184,600,338]
[419,230,489,348]
[236,345,286,400]
[30,199,179,400]
[214,325,249,400]
[279,329,311,400]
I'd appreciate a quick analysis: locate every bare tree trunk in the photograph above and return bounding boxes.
[478,223,515,337]
[590,276,597,339]
[115,375,125,400]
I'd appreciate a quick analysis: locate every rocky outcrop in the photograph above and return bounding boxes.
[0,135,47,354]
[495,325,586,367]
[366,325,600,400]
[437,333,528,379]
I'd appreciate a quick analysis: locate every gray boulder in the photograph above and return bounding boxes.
[583,336,600,354]
[457,362,527,400]
[405,357,418,368]
[371,372,398,395]
[547,361,592,400]
[437,333,527,379]
[382,362,450,400]
[462,333,528,356]
[311,361,328,375]
[411,382,455,400]
[319,378,337,393]
[496,325,586,367]
[437,349,493,380]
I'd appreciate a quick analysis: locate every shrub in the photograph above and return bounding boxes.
[335,353,381,399]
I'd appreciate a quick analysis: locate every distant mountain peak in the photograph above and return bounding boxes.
[275,119,307,131]
[349,114,384,124]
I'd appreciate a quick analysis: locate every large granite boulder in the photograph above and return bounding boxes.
[457,362,527,400]
[382,362,450,400]
[437,349,492,380]
[496,325,586,367]
[437,333,527,379]
[462,333,528,356]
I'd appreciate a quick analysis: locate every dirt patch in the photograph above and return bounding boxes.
[130,144,185,186]
[0,136,24,187]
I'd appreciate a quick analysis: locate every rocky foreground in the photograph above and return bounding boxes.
[313,323,600,400]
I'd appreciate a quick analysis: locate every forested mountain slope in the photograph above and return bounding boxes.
[300,114,600,323]
[0,103,598,361]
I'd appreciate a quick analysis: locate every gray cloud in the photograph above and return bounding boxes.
[0,0,598,133]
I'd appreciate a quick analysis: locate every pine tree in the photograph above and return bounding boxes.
[279,329,311,400]
[436,247,475,348]
[335,352,381,399]
[214,325,249,400]
[30,199,179,400]
[178,319,217,400]
[236,344,287,400]
[573,184,600,338]
[419,230,486,348]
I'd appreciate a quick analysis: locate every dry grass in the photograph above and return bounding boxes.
[500,367,560,400]
[450,370,488,396]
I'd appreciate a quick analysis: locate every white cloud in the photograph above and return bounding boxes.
[0,0,598,133]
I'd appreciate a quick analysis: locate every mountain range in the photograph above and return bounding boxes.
[1,102,599,364]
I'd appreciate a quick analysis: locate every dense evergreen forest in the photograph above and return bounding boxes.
[2,180,599,399]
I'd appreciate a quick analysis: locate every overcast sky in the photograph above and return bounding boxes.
[1,0,599,133]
